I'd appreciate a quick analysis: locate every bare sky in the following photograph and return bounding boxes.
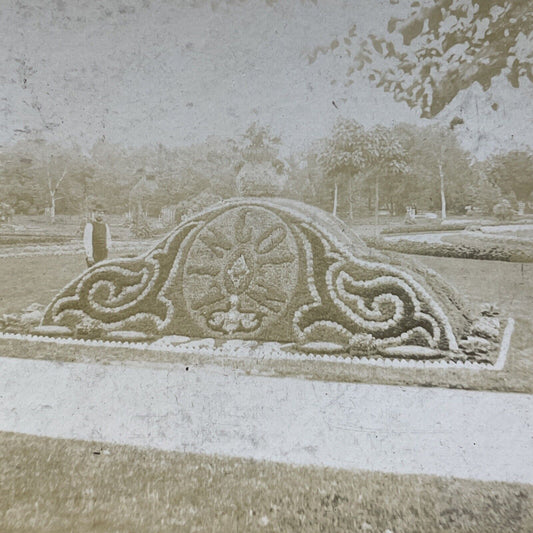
[1,0,532,158]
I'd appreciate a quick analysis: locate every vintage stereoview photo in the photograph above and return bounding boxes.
[1,0,532,531]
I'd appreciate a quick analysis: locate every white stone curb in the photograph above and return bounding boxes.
[493,317,514,371]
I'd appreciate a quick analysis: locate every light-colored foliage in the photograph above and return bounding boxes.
[309,0,533,117]
[319,118,409,217]
[487,149,533,202]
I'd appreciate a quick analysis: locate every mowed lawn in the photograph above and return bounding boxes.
[0,253,532,393]
[416,256,533,391]
[0,432,531,533]
[0,252,133,314]
[0,254,86,314]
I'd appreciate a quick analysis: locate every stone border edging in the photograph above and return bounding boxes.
[0,317,514,371]
[493,317,514,370]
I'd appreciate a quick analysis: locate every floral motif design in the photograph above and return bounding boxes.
[292,223,457,351]
[41,198,463,356]
[41,221,199,333]
[182,207,298,339]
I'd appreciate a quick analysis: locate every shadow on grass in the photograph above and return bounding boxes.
[1,432,531,533]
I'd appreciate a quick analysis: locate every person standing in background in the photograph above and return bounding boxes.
[83,207,112,267]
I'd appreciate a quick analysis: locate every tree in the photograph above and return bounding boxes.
[319,118,409,218]
[236,123,287,197]
[141,137,241,213]
[319,119,364,217]
[309,0,533,117]
[358,125,411,218]
[392,122,476,217]
[468,160,505,214]
[89,140,139,214]
[178,137,241,199]
[240,122,283,166]
[44,160,67,220]
[283,150,328,208]
[0,140,91,221]
[487,149,533,202]
[0,149,45,214]
[36,147,90,221]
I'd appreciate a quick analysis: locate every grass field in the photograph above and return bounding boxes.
[0,253,532,393]
[2,214,136,240]
[0,251,150,314]
[1,432,531,533]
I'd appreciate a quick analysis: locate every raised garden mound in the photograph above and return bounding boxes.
[32,198,511,365]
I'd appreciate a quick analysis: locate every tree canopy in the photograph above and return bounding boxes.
[236,123,287,196]
[319,119,409,178]
[486,149,533,201]
[0,120,526,220]
[309,0,533,117]
[319,118,410,216]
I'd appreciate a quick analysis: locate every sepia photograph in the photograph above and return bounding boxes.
[0,0,532,531]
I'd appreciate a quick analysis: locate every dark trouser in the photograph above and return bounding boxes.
[87,247,108,267]
[94,247,108,263]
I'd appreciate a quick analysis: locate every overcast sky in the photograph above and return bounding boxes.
[1,0,532,159]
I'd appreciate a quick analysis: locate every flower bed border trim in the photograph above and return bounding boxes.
[0,318,513,371]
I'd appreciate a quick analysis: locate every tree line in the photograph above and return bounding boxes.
[0,119,531,223]
[3,1,530,224]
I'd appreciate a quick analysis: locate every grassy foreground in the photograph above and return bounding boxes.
[1,431,532,533]
[0,254,532,393]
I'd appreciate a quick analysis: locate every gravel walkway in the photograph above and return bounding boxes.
[1,356,531,484]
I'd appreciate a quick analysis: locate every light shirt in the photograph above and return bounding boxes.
[83,221,112,258]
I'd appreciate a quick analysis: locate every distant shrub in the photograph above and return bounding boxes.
[364,236,533,262]
[381,223,468,235]
[493,200,514,221]
[236,162,286,197]
[130,216,155,239]
[0,203,14,223]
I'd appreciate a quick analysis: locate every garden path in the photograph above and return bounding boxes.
[383,223,533,244]
[1,356,532,484]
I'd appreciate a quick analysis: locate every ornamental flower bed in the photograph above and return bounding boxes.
[364,236,533,263]
[0,240,155,258]
[381,223,469,235]
[3,198,511,367]
[379,219,531,236]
